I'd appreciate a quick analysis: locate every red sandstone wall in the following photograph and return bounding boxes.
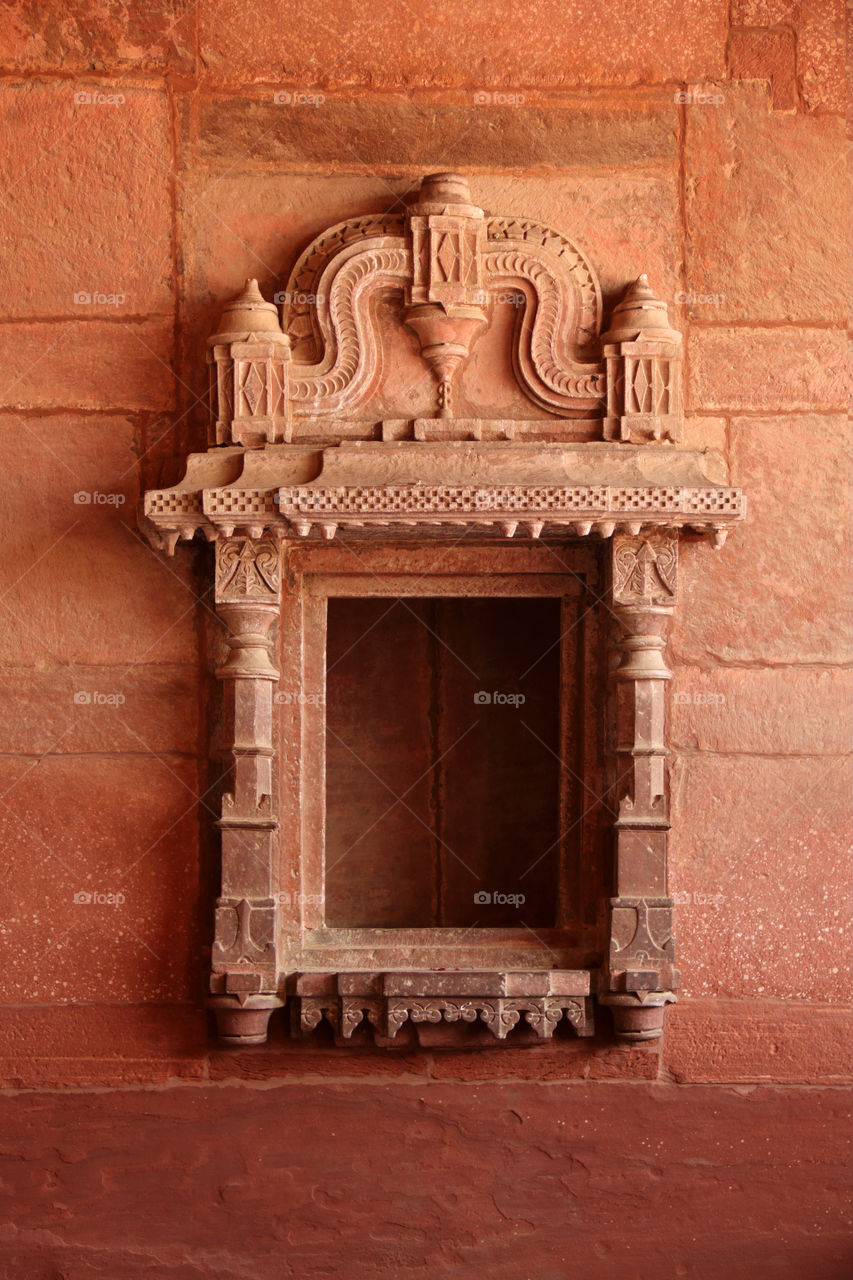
[0,3,849,1276]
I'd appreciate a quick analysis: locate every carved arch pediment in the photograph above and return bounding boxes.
[274,175,605,419]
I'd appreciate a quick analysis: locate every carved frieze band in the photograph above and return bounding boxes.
[297,995,594,1041]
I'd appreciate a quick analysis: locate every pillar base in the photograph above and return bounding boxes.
[208,995,284,1046]
[600,992,676,1042]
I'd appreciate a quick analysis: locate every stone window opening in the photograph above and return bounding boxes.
[142,172,745,1048]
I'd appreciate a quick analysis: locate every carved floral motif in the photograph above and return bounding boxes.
[215,539,280,602]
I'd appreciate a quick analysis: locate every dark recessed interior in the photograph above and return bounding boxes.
[324,596,564,929]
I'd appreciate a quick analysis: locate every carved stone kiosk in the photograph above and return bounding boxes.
[142,174,744,1048]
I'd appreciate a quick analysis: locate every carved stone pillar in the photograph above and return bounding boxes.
[207,537,284,1044]
[601,531,679,1040]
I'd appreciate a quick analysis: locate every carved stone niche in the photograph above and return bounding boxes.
[142,173,745,1048]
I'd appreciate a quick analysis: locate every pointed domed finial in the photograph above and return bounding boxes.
[411,171,482,218]
[602,274,679,343]
[212,277,282,338]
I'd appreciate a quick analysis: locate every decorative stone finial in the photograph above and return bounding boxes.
[414,172,479,211]
[213,277,282,339]
[601,273,684,444]
[603,274,679,344]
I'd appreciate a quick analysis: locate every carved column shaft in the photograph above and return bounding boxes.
[602,532,679,1041]
[208,538,284,1044]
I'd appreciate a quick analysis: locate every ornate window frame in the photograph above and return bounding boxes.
[142,173,745,1047]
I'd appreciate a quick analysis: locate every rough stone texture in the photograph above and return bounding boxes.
[0,417,199,664]
[0,665,199,756]
[0,82,173,317]
[0,1083,849,1279]
[727,29,797,110]
[0,320,177,411]
[199,0,729,87]
[671,415,851,664]
[688,326,846,411]
[670,667,852,754]
[669,753,851,1001]
[0,1004,207,1088]
[0,753,201,1002]
[0,1,196,71]
[684,84,845,322]
[193,92,679,172]
[731,0,846,113]
[665,999,853,1083]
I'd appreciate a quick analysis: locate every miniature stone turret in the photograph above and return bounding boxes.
[601,274,683,444]
[207,278,291,447]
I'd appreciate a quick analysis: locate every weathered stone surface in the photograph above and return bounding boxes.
[665,999,853,1083]
[669,754,851,1001]
[684,85,845,322]
[727,30,797,110]
[0,754,201,1003]
[0,320,176,411]
[670,667,852,754]
[672,415,851,663]
[0,416,198,665]
[688,327,846,411]
[0,1004,206,1088]
[0,0,195,70]
[0,666,199,755]
[199,0,728,87]
[193,92,679,172]
[731,0,846,113]
[0,82,173,316]
[0,1083,849,1278]
[796,0,846,113]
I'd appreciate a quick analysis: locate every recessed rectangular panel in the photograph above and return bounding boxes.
[324,596,565,930]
